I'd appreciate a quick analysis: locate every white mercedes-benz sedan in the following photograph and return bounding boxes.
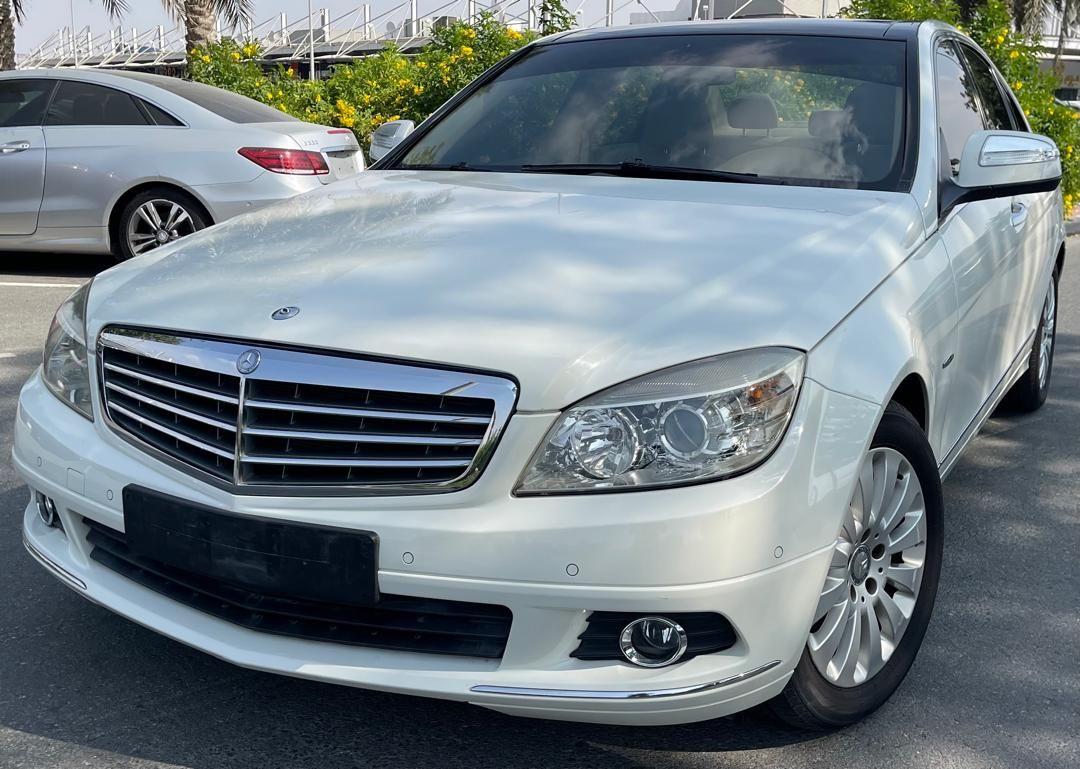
[12,19,1064,729]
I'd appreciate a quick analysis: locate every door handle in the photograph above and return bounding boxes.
[1010,200,1028,230]
[0,141,31,154]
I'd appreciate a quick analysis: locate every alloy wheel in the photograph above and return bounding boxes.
[1038,281,1056,390]
[808,447,928,687]
[126,199,197,256]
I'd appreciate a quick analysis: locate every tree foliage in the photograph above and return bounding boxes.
[189,14,536,148]
[842,0,1080,211]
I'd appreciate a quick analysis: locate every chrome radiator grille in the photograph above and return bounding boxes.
[98,328,517,494]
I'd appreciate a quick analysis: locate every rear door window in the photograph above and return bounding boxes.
[46,81,149,126]
[0,79,55,127]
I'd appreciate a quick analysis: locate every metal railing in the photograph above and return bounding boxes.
[15,0,669,70]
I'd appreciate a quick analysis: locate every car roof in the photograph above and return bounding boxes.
[542,18,920,45]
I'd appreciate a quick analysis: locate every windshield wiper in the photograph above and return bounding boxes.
[519,161,770,184]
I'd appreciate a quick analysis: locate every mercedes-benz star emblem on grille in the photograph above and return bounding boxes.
[271,306,300,320]
[236,349,262,375]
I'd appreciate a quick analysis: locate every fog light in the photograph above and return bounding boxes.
[36,494,59,528]
[619,616,688,668]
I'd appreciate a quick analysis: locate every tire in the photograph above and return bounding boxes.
[113,187,209,262]
[1000,271,1058,414]
[768,402,944,730]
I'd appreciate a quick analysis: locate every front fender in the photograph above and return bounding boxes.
[804,237,958,462]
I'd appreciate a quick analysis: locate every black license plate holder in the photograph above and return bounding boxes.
[122,486,379,606]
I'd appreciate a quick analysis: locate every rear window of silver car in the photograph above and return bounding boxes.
[114,73,298,124]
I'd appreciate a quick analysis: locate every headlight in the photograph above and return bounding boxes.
[42,281,93,420]
[515,348,804,494]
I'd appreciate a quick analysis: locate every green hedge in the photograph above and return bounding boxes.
[188,14,534,149]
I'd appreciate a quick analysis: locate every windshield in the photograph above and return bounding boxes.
[395,34,909,190]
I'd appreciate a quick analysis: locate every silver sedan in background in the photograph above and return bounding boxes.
[0,69,363,261]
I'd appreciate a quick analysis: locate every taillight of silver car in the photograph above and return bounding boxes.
[237,147,330,176]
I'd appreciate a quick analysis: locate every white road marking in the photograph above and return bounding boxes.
[0,281,84,288]
[0,353,15,359]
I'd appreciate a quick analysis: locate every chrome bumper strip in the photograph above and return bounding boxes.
[469,659,783,700]
[23,536,87,591]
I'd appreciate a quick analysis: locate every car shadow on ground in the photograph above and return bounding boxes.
[0,252,114,279]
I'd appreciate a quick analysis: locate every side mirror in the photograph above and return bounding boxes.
[368,119,415,162]
[941,130,1061,218]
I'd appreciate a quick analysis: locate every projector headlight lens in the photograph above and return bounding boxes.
[516,348,804,494]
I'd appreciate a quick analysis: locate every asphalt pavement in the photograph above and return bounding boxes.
[0,248,1077,769]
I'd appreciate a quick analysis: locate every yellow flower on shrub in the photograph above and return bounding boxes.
[995,34,1004,44]
[413,85,424,95]
[461,45,474,56]
[464,28,477,38]
[1009,50,1019,59]
[507,28,522,40]
[286,69,295,78]
[1014,81,1023,90]
[265,91,273,99]
[417,60,428,68]
[243,44,257,57]
[190,48,199,56]
[231,52,241,61]
[201,55,211,63]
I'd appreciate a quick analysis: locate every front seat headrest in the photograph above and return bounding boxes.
[727,93,779,130]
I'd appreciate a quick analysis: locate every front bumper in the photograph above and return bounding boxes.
[13,371,877,725]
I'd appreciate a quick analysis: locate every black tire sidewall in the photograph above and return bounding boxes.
[780,404,944,728]
[115,189,208,262]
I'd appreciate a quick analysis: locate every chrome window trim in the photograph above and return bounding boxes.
[469,659,783,700]
[95,326,519,497]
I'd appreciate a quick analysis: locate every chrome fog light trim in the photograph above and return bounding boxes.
[619,616,688,668]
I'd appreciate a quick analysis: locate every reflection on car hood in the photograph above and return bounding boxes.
[90,170,925,410]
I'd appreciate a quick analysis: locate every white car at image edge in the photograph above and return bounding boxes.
[12,19,1064,729]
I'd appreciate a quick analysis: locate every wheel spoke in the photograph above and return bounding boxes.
[814,575,848,623]
[860,600,884,676]
[171,209,191,231]
[832,601,862,685]
[887,508,925,555]
[874,589,910,639]
[809,602,849,667]
[163,203,182,230]
[136,206,158,230]
[879,470,917,535]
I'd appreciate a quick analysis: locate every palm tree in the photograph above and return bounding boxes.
[1,0,126,71]
[0,0,249,73]
[1011,0,1080,73]
[0,0,23,70]
[162,0,253,54]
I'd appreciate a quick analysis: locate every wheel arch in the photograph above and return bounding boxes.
[106,181,215,253]
[887,372,929,433]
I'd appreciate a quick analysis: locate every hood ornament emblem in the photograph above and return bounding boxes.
[236,349,262,375]
[271,306,300,320]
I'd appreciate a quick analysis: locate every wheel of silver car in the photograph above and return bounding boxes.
[808,447,927,687]
[126,199,198,256]
[114,188,209,262]
[769,403,943,730]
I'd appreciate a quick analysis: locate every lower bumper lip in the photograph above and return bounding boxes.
[468,659,782,700]
[22,536,87,591]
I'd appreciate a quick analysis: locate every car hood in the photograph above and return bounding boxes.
[90,171,925,410]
